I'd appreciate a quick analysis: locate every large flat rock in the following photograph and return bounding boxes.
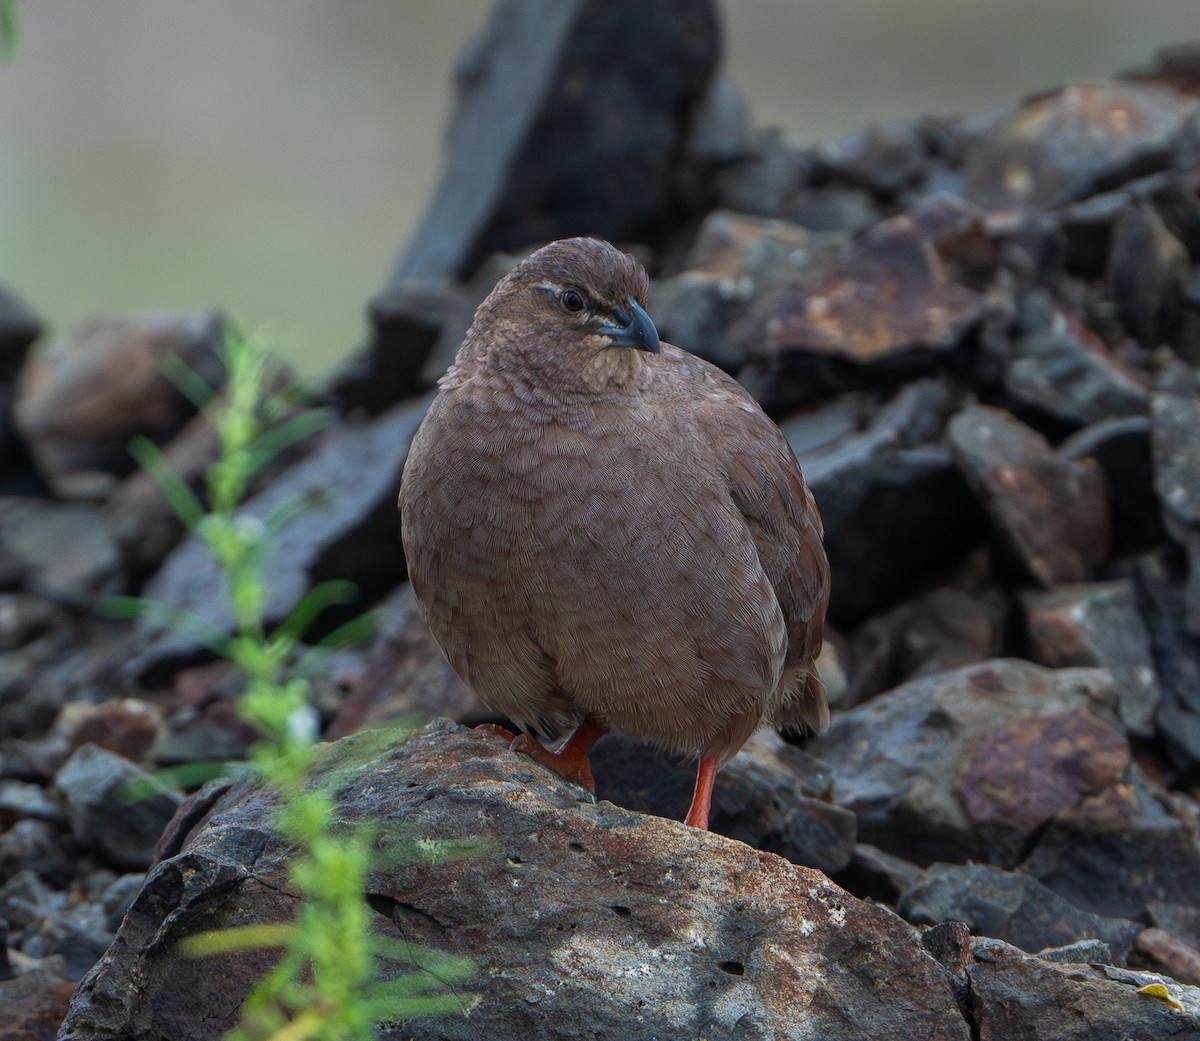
[60,721,970,1041]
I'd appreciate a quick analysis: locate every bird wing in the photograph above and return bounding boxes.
[667,348,830,673]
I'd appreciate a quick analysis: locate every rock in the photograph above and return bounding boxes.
[1002,290,1149,426]
[947,404,1110,586]
[649,209,846,371]
[0,867,117,975]
[392,0,719,284]
[1137,927,1200,986]
[0,499,123,606]
[813,120,928,202]
[1060,416,1163,556]
[105,409,220,579]
[710,128,810,220]
[0,282,43,383]
[791,381,987,625]
[135,398,429,672]
[336,277,472,414]
[1107,199,1190,349]
[1121,551,1200,771]
[1123,41,1200,96]
[846,583,1005,707]
[0,967,77,1041]
[806,659,1123,865]
[54,744,183,871]
[955,706,1129,848]
[54,699,164,762]
[13,312,223,499]
[327,582,486,739]
[963,83,1198,211]
[0,593,60,652]
[906,192,995,283]
[61,721,971,1041]
[1060,171,1200,280]
[0,779,66,826]
[1151,390,1200,636]
[740,215,990,367]
[788,185,881,236]
[1020,771,1200,923]
[683,72,753,167]
[152,700,260,767]
[899,862,1143,962]
[1149,900,1200,955]
[967,938,1200,1039]
[1022,581,1162,738]
[593,730,857,874]
[17,899,111,981]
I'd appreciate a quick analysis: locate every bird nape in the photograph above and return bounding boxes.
[398,236,830,831]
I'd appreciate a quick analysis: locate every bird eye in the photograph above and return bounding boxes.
[560,288,588,314]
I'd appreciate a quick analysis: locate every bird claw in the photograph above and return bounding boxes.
[511,733,596,793]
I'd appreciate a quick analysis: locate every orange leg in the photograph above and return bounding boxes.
[685,755,719,830]
[511,716,609,792]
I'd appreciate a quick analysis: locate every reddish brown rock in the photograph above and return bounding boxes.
[0,967,76,1041]
[963,83,1197,211]
[650,209,847,370]
[956,707,1130,834]
[13,312,222,499]
[55,699,164,762]
[947,404,1110,586]
[744,215,989,364]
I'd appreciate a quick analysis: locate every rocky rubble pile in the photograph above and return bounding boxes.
[2,1,1200,1037]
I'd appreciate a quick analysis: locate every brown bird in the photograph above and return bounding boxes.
[398,237,829,829]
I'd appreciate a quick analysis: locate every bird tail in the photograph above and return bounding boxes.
[773,664,830,734]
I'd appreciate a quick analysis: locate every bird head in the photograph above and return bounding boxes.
[456,238,661,397]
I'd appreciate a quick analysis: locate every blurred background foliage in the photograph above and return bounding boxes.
[0,0,1196,376]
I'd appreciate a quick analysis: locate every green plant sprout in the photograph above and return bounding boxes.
[108,327,475,1041]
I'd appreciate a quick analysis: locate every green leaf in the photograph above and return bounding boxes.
[102,596,234,658]
[274,580,358,645]
[161,350,218,412]
[262,492,323,540]
[152,760,248,790]
[314,609,376,650]
[179,923,297,957]
[126,435,206,530]
[241,408,334,481]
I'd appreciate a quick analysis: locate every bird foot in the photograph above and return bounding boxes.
[511,733,597,792]
[507,716,609,793]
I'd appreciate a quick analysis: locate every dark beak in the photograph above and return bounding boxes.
[599,296,660,353]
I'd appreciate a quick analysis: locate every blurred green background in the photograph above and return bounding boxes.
[0,1,1196,376]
